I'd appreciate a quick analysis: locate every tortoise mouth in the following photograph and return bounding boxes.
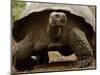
[50,21,66,27]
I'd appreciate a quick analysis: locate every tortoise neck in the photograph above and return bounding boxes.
[47,24,63,41]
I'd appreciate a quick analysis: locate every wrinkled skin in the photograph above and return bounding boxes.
[13,10,95,71]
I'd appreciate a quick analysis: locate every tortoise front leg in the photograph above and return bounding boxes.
[13,39,50,71]
[13,38,36,71]
[69,28,93,68]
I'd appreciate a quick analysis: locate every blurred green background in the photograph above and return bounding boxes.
[12,0,26,22]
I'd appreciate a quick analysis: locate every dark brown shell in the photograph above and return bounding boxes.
[13,2,95,42]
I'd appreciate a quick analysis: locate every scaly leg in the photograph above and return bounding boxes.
[69,28,93,68]
[13,38,36,71]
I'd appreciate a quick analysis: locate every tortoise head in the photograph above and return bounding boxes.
[49,12,67,27]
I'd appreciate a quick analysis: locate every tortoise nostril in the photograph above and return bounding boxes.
[55,14,60,18]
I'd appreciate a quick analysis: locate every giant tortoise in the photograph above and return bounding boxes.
[12,2,96,71]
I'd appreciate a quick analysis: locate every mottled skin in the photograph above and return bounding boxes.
[69,28,93,67]
[13,10,94,71]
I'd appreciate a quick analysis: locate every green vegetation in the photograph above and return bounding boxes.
[12,0,26,22]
